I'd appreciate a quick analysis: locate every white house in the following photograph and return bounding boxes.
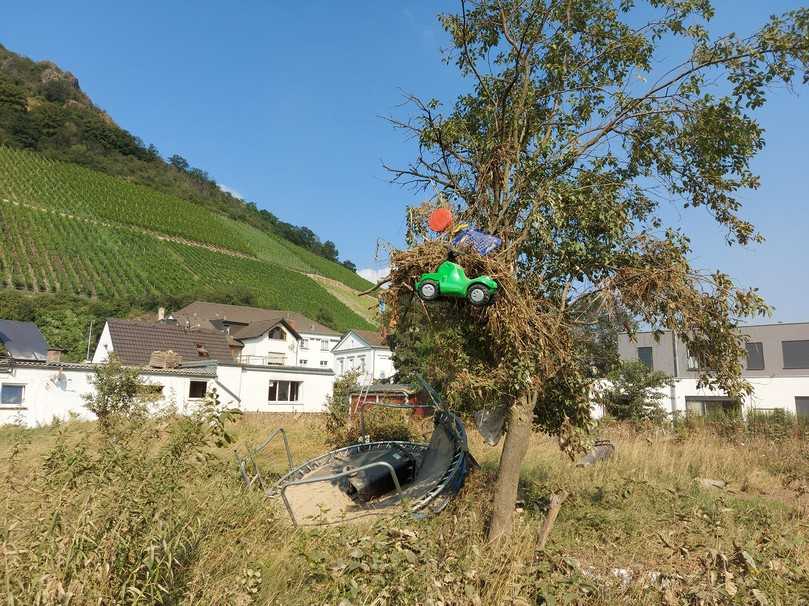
[615,322,809,419]
[0,360,218,426]
[93,317,335,415]
[332,329,395,384]
[0,319,222,425]
[1,301,394,427]
[172,301,342,371]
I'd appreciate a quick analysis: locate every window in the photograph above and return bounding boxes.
[268,380,301,402]
[745,342,765,370]
[301,339,309,350]
[320,339,329,351]
[796,397,809,419]
[685,397,740,417]
[188,380,207,399]
[358,356,366,372]
[269,327,286,340]
[782,340,809,369]
[687,350,699,371]
[300,359,308,366]
[319,360,329,367]
[0,384,24,406]
[338,358,344,374]
[637,347,653,369]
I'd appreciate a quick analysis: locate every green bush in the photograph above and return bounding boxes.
[596,360,672,422]
[83,355,151,432]
[9,389,244,603]
[325,371,416,447]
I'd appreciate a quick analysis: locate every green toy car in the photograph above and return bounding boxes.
[415,261,498,306]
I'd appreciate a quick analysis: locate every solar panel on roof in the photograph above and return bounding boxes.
[0,320,49,361]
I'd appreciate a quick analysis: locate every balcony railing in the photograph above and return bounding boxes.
[239,353,287,366]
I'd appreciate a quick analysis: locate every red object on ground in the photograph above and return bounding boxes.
[428,208,453,233]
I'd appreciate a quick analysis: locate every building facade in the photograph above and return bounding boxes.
[332,330,395,385]
[0,302,395,427]
[617,322,809,418]
[172,301,342,370]
[93,317,335,416]
[0,359,218,426]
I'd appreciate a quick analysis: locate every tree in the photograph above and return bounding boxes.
[342,260,358,272]
[40,79,73,104]
[84,355,149,432]
[321,240,339,261]
[383,0,809,541]
[168,154,189,171]
[596,360,672,421]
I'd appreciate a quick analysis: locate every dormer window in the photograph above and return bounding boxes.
[269,327,286,340]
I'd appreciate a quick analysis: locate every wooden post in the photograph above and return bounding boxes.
[537,491,568,550]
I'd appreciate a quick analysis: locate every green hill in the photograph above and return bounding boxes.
[0,146,373,292]
[0,43,378,348]
[0,42,361,270]
[0,146,376,332]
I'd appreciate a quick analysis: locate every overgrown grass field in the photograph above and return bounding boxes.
[2,411,807,605]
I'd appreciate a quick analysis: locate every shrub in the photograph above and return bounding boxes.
[10,386,246,603]
[83,355,151,432]
[325,371,416,446]
[596,360,672,422]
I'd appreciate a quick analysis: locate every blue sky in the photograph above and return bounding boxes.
[2,1,807,321]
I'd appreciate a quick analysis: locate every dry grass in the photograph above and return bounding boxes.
[1,413,807,605]
[307,273,380,326]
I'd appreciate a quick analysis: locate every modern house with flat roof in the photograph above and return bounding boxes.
[617,322,809,418]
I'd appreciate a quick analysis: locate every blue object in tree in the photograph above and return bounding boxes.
[451,227,502,255]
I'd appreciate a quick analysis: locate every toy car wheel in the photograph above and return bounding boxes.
[418,280,439,301]
[467,284,490,306]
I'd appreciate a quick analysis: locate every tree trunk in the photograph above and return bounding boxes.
[487,389,537,542]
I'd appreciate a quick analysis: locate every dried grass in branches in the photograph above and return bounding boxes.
[380,238,575,404]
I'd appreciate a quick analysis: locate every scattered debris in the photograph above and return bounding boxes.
[575,439,615,467]
[697,478,727,490]
[474,405,507,446]
[241,408,475,527]
[425,207,502,256]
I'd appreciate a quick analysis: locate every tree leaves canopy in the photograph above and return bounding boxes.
[384,0,809,440]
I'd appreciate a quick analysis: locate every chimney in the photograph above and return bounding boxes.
[157,306,166,321]
[47,348,63,363]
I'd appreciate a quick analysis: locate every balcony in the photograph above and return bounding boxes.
[239,353,287,366]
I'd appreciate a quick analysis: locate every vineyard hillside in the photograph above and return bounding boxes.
[0,147,377,331]
[0,43,356,267]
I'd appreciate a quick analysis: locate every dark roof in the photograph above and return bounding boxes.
[105,319,233,366]
[174,301,340,336]
[353,329,387,348]
[229,318,301,340]
[0,319,49,361]
[14,359,217,377]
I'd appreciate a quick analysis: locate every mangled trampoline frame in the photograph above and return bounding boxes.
[236,402,475,527]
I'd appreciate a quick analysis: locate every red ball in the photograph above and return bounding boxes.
[428,208,453,233]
